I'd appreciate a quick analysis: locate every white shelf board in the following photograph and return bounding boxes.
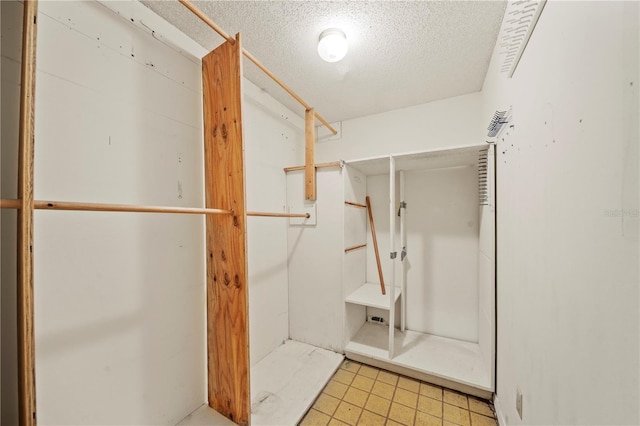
[344,144,488,176]
[345,155,390,176]
[345,283,401,310]
[393,144,486,172]
[345,322,491,394]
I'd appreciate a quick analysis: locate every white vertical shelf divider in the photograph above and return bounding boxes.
[388,156,396,359]
[399,170,406,332]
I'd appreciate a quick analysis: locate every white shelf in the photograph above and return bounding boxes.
[345,323,492,397]
[345,283,401,310]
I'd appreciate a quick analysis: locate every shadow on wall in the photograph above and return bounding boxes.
[1,1,24,424]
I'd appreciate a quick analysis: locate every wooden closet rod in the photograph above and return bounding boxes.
[247,211,309,218]
[345,201,367,209]
[0,199,311,219]
[0,199,21,208]
[1,200,228,215]
[344,244,366,253]
[283,161,342,173]
[177,0,337,135]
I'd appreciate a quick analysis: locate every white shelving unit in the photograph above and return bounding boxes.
[345,283,401,310]
[343,154,402,359]
[342,144,496,398]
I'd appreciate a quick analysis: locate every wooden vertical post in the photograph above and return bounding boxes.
[305,108,316,201]
[17,1,38,425]
[202,33,250,426]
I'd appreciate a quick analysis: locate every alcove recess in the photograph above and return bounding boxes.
[342,144,496,398]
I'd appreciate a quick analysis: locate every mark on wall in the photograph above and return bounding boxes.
[177,154,183,199]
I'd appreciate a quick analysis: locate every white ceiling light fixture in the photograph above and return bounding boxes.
[317,28,348,63]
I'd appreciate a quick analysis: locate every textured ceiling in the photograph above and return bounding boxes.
[142,1,507,123]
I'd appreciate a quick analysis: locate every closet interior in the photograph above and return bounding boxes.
[2,1,498,425]
[343,145,496,399]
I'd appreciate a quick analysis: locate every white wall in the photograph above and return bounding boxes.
[316,91,482,163]
[287,168,345,353]
[478,146,496,391]
[362,167,480,343]
[483,2,639,424]
[296,73,484,356]
[1,2,23,423]
[343,166,367,343]
[31,2,206,424]
[243,81,301,367]
[1,0,300,423]
[402,166,479,342]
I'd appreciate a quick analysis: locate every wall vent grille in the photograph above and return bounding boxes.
[498,0,547,77]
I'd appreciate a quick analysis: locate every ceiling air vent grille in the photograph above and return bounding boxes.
[498,0,547,77]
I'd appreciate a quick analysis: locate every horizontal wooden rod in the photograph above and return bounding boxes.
[344,244,366,253]
[177,0,337,135]
[283,161,342,173]
[1,199,21,208]
[243,51,336,135]
[0,199,232,215]
[247,211,310,218]
[35,200,233,215]
[1,199,311,219]
[345,201,367,209]
[177,0,234,43]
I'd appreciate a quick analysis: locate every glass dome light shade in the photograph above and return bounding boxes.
[317,28,348,63]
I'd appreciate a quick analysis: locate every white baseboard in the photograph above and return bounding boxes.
[493,394,508,426]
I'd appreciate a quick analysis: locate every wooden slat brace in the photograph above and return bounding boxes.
[345,201,367,209]
[344,244,367,253]
[283,161,342,173]
[305,108,316,201]
[366,196,386,295]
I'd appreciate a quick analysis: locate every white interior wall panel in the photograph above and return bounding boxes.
[403,167,480,342]
[32,2,206,424]
[477,146,496,388]
[1,2,23,424]
[315,92,483,164]
[482,2,639,424]
[243,81,302,367]
[365,167,480,342]
[365,174,393,291]
[343,166,367,343]
[287,169,344,353]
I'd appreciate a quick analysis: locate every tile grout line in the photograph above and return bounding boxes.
[303,360,498,426]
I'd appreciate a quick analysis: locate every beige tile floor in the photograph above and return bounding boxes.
[299,360,497,426]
